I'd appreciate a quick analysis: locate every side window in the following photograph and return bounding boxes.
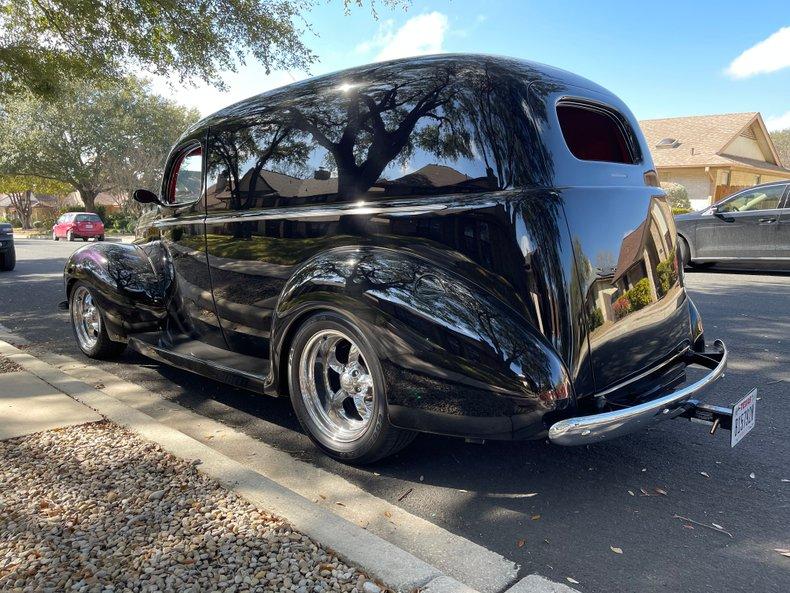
[166,146,203,204]
[557,102,637,164]
[719,185,785,212]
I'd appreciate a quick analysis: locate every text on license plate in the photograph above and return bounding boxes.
[731,388,756,447]
[85,224,93,228]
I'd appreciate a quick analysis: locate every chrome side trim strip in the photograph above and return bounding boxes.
[549,340,727,446]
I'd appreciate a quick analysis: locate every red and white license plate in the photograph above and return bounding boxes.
[84,223,93,228]
[731,388,756,447]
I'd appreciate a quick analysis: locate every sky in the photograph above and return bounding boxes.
[151,0,790,130]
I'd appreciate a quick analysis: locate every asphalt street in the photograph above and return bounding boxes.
[1,237,788,593]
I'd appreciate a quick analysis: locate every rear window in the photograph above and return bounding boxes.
[557,102,636,164]
[75,214,101,222]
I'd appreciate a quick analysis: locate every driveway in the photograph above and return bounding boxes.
[1,238,788,593]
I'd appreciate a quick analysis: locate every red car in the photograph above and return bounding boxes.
[52,212,105,242]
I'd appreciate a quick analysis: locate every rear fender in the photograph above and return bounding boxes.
[64,242,170,340]
[271,246,573,438]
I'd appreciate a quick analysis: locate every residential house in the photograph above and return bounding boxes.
[639,112,790,210]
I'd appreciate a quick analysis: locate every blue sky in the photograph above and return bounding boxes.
[156,0,790,129]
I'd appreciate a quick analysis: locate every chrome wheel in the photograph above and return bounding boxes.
[72,286,101,351]
[298,329,375,443]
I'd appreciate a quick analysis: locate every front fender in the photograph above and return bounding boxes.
[63,241,169,340]
[272,246,573,439]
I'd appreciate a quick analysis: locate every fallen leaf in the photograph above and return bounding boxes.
[531,514,541,521]
[774,548,790,558]
[566,577,579,584]
[398,488,413,502]
[641,468,647,472]
[627,490,635,496]
[93,382,105,389]
[712,523,724,530]
[749,473,755,479]
[781,479,789,483]
[373,472,380,476]
[516,539,526,548]
[335,502,345,507]
[610,546,623,554]
[318,494,326,500]
[682,524,694,530]
[383,511,392,518]
[700,471,710,478]
[640,488,650,496]
[655,487,668,496]
[523,492,538,497]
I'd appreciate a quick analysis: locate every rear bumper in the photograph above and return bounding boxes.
[548,340,727,445]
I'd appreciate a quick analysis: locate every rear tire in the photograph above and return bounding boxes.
[98,235,105,241]
[0,249,15,271]
[288,312,415,464]
[67,230,74,242]
[69,282,126,359]
[53,231,59,241]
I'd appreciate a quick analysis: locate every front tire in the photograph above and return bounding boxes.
[67,230,75,242]
[53,231,59,241]
[678,236,691,268]
[69,282,126,359]
[288,312,415,464]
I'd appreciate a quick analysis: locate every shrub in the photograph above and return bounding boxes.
[660,182,691,211]
[613,295,631,320]
[588,307,604,331]
[656,255,678,297]
[626,278,654,311]
[672,207,692,215]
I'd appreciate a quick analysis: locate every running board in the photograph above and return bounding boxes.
[128,336,274,395]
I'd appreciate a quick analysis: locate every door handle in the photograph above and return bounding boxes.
[758,217,777,224]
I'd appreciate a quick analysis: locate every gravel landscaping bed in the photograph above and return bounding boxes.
[0,421,382,593]
[0,355,23,374]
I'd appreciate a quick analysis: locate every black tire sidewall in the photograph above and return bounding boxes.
[69,281,123,358]
[288,312,390,463]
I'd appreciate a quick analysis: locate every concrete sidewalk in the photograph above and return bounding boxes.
[0,340,577,593]
[0,370,101,440]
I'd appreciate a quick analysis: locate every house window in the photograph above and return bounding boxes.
[557,102,637,164]
[721,171,731,186]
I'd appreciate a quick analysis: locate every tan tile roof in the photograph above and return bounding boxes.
[639,112,760,168]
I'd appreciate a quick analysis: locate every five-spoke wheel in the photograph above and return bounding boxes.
[288,312,414,464]
[69,282,126,359]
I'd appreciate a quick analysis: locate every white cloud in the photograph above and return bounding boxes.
[725,26,790,79]
[765,110,790,131]
[356,12,449,62]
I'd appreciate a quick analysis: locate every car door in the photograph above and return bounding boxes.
[777,185,790,267]
[155,139,226,350]
[696,184,786,260]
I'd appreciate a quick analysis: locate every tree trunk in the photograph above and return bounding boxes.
[80,190,98,212]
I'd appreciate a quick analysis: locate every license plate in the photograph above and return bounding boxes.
[85,223,93,228]
[731,388,756,447]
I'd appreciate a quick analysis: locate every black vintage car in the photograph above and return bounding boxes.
[675,181,790,271]
[62,55,750,463]
[0,222,15,271]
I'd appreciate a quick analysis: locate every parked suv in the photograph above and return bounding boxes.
[0,222,15,271]
[53,212,105,242]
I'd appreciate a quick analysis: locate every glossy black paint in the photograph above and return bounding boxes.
[675,181,790,271]
[64,54,703,441]
[0,222,14,271]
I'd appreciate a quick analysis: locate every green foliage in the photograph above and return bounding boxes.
[660,182,691,210]
[656,255,678,297]
[626,278,654,311]
[672,207,692,215]
[0,78,198,211]
[0,1,408,98]
[0,175,73,196]
[770,128,790,168]
[588,307,604,331]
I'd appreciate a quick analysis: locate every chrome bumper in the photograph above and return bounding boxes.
[549,340,728,446]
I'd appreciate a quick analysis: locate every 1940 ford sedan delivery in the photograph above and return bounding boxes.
[62,55,753,463]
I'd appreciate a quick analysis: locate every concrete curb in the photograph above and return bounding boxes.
[0,339,471,593]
